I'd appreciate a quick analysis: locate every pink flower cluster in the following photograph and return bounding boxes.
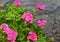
[13,0,21,7]
[21,12,34,23]
[37,20,47,27]
[0,23,18,42]
[36,3,45,10]
[27,31,37,41]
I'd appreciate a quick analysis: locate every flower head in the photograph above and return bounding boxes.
[37,20,47,27]
[1,23,10,33]
[13,0,21,7]
[1,23,9,28]
[36,3,45,10]
[0,23,18,42]
[21,12,34,23]
[7,29,18,41]
[27,31,37,41]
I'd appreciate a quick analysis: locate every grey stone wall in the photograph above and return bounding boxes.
[0,0,60,42]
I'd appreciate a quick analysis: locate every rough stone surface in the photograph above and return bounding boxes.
[0,0,60,42]
[20,0,60,11]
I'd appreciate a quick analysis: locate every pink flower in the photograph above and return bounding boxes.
[7,29,18,41]
[1,23,10,33]
[1,23,9,28]
[0,23,18,42]
[21,12,34,23]
[11,40,15,42]
[3,27,10,34]
[36,3,45,10]
[13,0,21,7]
[27,31,37,41]
[37,20,47,27]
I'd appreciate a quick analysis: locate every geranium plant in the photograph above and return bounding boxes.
[0,0,50,42]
